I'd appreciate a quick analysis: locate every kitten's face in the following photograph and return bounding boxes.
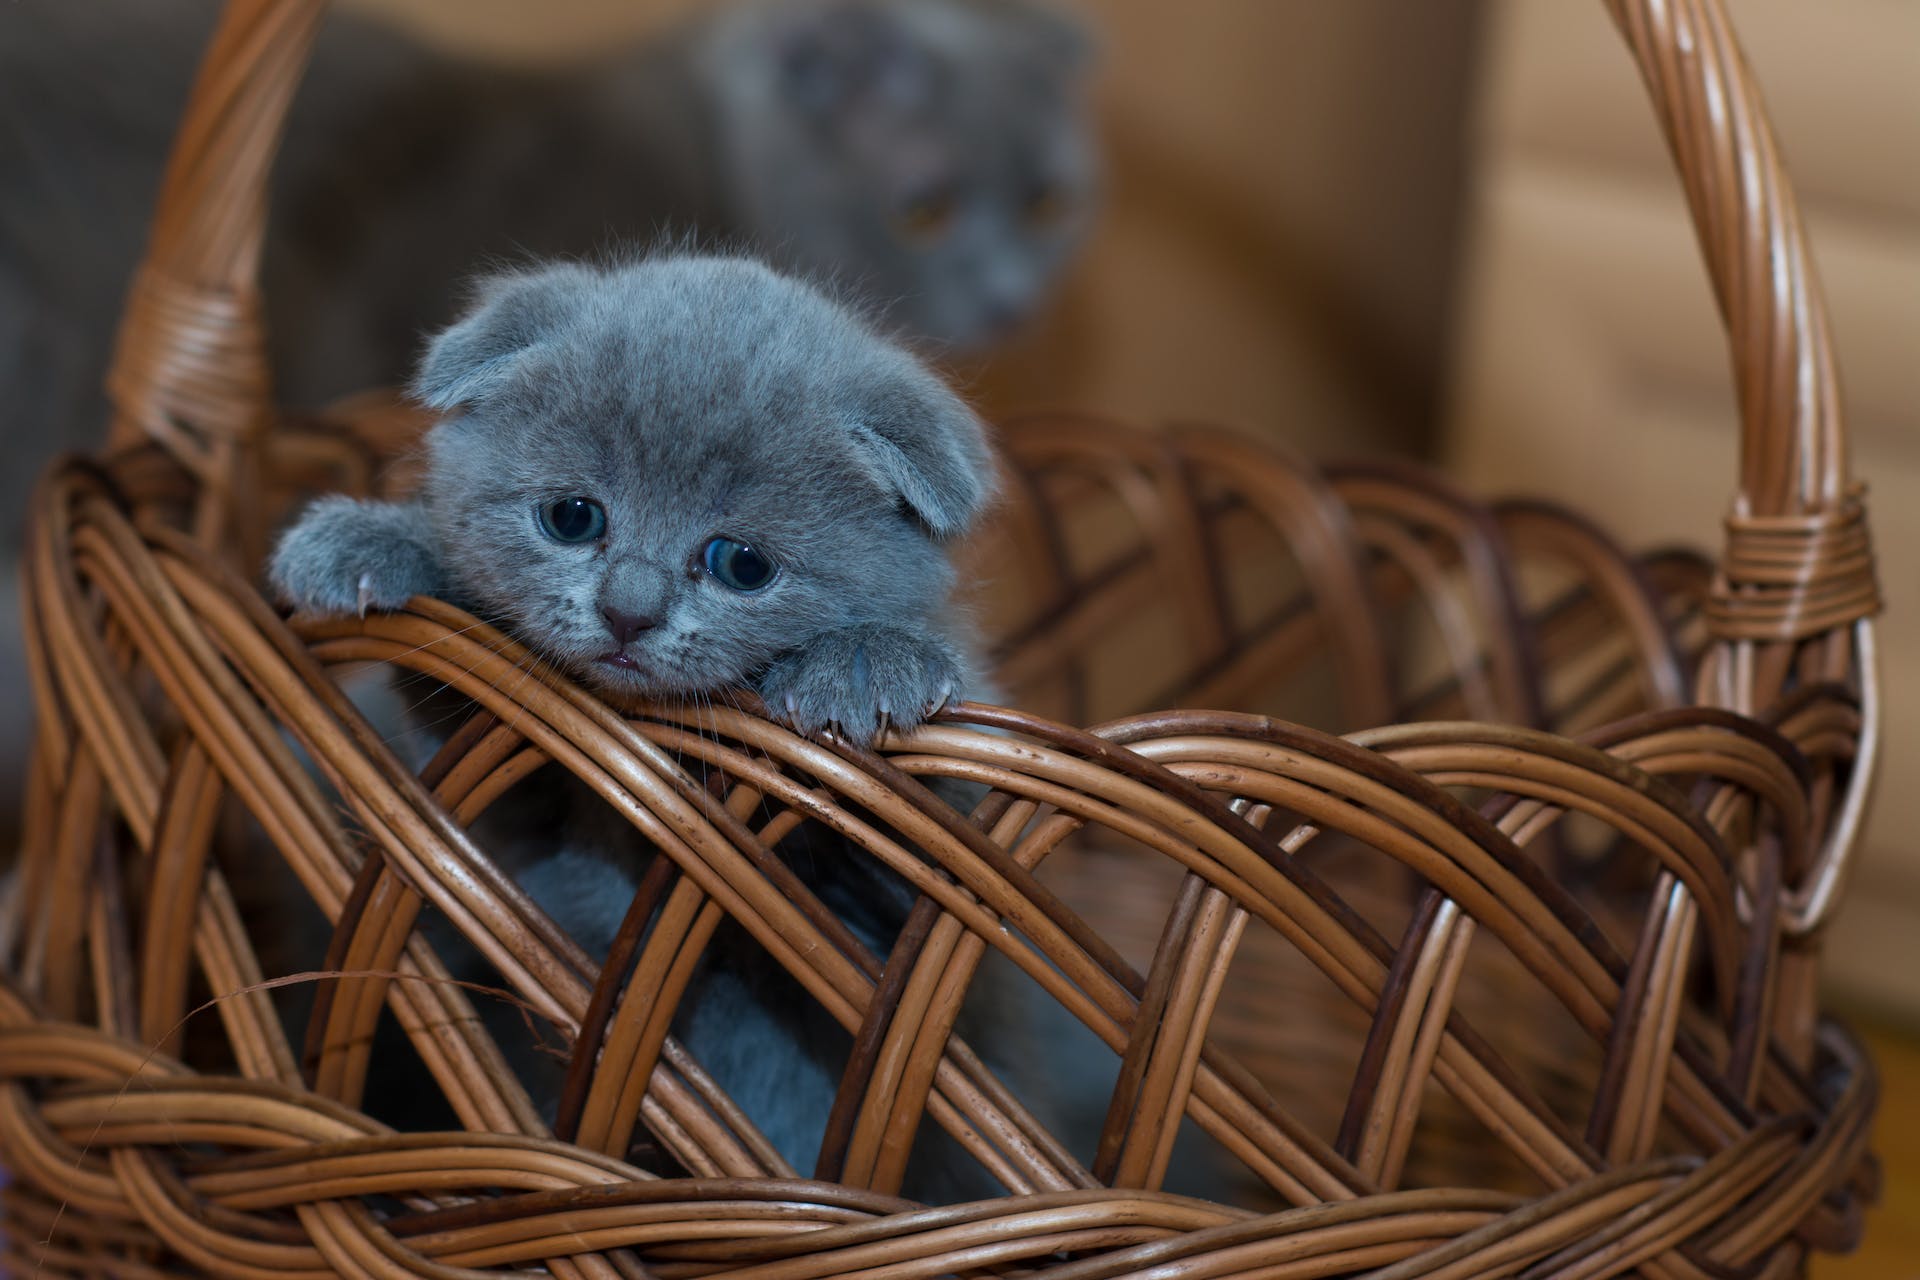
[706,0,1097,350]
[418,258,989,700]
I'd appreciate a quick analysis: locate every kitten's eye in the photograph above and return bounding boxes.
[895,186,958,242]
[702,537,777,592]
[538,496,606,544]
[1024,181,1071,229]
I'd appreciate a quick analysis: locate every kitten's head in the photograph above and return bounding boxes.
[413,256,994,700]
[699,0,1097,350]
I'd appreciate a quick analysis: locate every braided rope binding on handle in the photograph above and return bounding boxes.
[104,0,326,546]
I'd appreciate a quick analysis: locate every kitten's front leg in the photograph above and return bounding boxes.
[268,495,446,617]
[757,623,963,745]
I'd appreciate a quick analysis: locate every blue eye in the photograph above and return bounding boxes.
[539,497,605,543]
[702,537,777,592]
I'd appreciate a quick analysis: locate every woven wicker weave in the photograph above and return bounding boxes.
[1,0,1882,1275]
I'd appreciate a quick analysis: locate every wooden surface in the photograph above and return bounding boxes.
[1817,1019,1920,1279]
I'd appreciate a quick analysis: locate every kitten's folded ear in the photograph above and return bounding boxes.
[845,368,997,540]
[413,262,595,410]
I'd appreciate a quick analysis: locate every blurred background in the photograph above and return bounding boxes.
[4,0,1917,1269]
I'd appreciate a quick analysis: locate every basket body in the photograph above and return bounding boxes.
[0,1,1883,1276]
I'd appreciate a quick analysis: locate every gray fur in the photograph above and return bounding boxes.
[268,495,444,616]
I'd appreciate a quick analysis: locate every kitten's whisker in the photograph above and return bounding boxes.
[716,684,784,849]
[379,619,548,760]
[374,618,536,744]
[484,645,547,752]
[375,613,523,668]
[668,690,691,781]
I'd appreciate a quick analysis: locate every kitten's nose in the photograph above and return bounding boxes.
[601,606,657,647]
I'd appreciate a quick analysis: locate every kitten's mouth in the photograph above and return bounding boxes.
[583,649,705,699]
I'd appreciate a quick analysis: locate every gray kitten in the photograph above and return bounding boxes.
[272,254,993,739]
[268,254,1006,1187]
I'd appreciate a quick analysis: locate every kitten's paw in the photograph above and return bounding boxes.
[268,496,444,618]
[757,625,962,745]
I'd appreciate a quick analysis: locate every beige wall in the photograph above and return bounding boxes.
[340,0,1482,457]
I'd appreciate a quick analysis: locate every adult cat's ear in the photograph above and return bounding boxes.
[845,369,997,540]
[412,263,593,410]
[990,0,1095,75]
[771,2,933,122]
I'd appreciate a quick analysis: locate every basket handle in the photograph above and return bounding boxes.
[104,0,326,546]
[1600,0,1880,934]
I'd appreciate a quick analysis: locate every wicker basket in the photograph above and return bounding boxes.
[1,0,1883,1275]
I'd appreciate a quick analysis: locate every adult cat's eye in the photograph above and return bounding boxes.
[895,186,958,241]
[702,537,777,592]
[538,496,606,544]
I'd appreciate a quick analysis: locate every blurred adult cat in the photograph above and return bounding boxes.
[0,0,1096,512]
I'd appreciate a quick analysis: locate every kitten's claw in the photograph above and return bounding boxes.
[757,624,963,746]
[268,496,444,619]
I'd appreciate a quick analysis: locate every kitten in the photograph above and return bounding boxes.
[268,253,1001,1186]
[272,254,992,739]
